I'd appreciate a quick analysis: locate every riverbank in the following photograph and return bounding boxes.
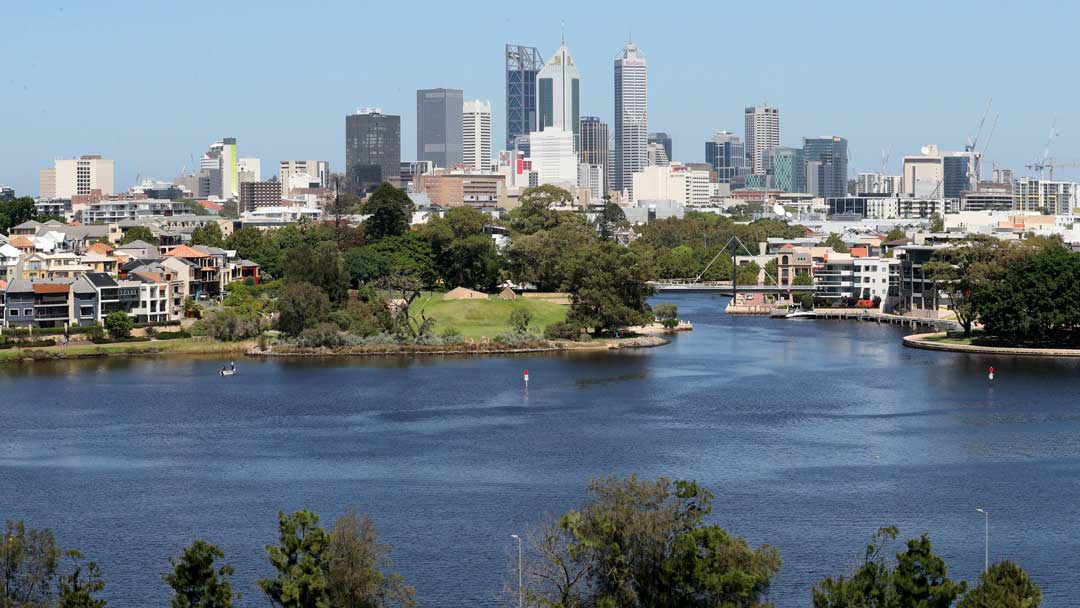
[903,332,1080,357]
[251,335,668,358]
[0,338,253,363]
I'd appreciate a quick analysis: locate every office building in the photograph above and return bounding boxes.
[200,139,239,199]
[238,157,261,183]
[415,172,506,207]
[943,151,981,199]
[345,108,401,195]
[856,172,902,195]
[901,145,944,198]
[39,155,115,199]
[529,128,577,188]
[462,100,492,172]
[803,136,848,198]
[578,117,610,194]
[961,183,1015,211]
[536,44,581,146]
[767,147,805,193]
[614,41,648,197]
[745,104,780,175]
[280,160,330,193]
[632,164,711,207]
[416,88,464,168]
[648,132,673,163]
[705,131,747,184]
[647,142,670,167]
[505,44,543,149]
[239,181,283,213]
[400,161,434,192]
[577,164,604,200]
[0,186,15,201]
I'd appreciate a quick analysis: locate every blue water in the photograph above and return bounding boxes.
[1,293,1078,606]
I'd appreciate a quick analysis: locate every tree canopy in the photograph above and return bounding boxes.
[362,184,413,241]
[119,226,158,245]
[164,540,236,608]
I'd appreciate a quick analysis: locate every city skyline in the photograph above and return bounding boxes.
[3,0,1079,195]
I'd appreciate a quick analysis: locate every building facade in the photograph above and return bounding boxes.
[345,108,401,195]
[462,100,492,172]
[239,181,283,213]
[505,44,543,150]
[744,105,779,175]
[768,147,805,193]
[416,88,464,168]
[279,160,330,193]
[803,136,848,198]
[578,117,610,195]
[614,42,648,197]
[529,128,577,188]
[536,45,581,147]
[39,155,115,199]
[648,132,673,163]
[705,131,747,184]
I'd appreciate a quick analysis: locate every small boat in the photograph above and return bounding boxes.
[220,369,236,376]
[784,304,816,319]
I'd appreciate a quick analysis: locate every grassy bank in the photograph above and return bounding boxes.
[410,293,568,339]
[0,338,252,363]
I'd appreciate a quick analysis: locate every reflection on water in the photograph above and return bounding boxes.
[1,293,1079,607]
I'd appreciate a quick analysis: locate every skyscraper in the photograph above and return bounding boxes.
[38,155,115,199]
[803,136,848,198]
[505,44,543,150]
[648,132,672,163]
[198,139,238,199]
[462,100,492,172]
[615,41,647,197]
[579,117,610,194]
[704,131,746,184]
[744,104,779,175]
[416,88,464,168]
[768,147,805,193]
[346,108,401,195]
[536,44,581,146]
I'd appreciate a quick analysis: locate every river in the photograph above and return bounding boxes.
[1,293,1078,606]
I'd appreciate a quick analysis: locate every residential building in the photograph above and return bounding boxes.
[237,157,261,183]
[462,100,492,172]
[239,181,283,213]
[768,147,805,193]
[1014,178,1078,215]
[345,108,401,194]
[648,133,673,163]
[856,172,903,195]
[84,199,190,223]
[0,186,14,201]
[577,164,604,200]
[705,131,747,184]
[775,245,814,288]
[279,160,330,192]
[505,44,544,149]
[896,245,945,312]
[536,44,581,147]
[240,206,322,229]
[417,88,464,168]
[39,155,115,199]
[578,117,610,194]
[414,172,506,207]
[528,128,577,188]
[827,196,900,220]
[201,139,239,199]
[35,198,73,221]
[961,183,1014,211]
[803,136,848,198]
[614,41,648,197]
[897,198,945,219]
[745,104,779,175]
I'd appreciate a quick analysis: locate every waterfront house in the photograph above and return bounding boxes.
[113,240,158,260]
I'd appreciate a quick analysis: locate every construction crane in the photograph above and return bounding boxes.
[1025,159,1080,181]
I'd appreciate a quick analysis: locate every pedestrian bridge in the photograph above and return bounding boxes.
[649,279,815,295]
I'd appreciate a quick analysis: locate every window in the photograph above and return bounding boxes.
[81,306,93,318]
[24,309,32,317]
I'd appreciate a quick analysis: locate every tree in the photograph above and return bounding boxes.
[58,550,106,608]
[507,185,574,235]
[422,207,500,290]
[736,261,761,286]
[258,511,330,608]
[286,243,349,304]
[563,240,655,335]
[596,200,626,241]
[278,282,332,336]
[326,510,416,608]
[885,227,906,242]
[930,213,945,232]
[516,516,591,608]
[119,226,158,245]
[509,307,533,334]
[363,184,413,241]
[821,233,850,253]
[924,238,1011,337]
[191,222,225,248]
[654,303,678,328]
[0,520,61,606]
[220,201,239,219]
[793,273,814,287]
[548,476,780,608]
[507,219,594,291]
[0,197,38,234]
[104,311,133,339]
[892,534,966,607]
[327,193,362,228]
[378,273,435,339]
[958,561,1041,608]
[164,540,236,608]
[976,242,1080,345]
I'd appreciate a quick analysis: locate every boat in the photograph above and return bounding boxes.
[784,304,816,319]
[220,369,236,376]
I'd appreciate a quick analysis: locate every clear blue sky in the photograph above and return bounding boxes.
[2,0,1077,195]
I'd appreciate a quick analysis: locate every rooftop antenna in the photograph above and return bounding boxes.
[561,19,565,45]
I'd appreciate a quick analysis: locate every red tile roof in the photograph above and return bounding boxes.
[164,244,208,258]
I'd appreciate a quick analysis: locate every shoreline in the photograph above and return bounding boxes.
[903,332,1080,358]
[251,335,669,359]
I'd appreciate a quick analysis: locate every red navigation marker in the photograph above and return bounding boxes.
[524,369,530,389]
[988,366,995,381]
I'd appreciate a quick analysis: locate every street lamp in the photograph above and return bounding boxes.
[511,534,523,608]
[975,508,989,573]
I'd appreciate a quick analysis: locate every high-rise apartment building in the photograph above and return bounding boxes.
[579,117,610,195]
[416,88,464,168]
[704,131,746,184]
[279,160,330,193]
[238,157,261,183]
[39,155,115,199]
[505,44,543,150]
[239,181,282,213]
[198,139,239,199]
[536,45,581,146]
[529,128,577,188]
[744,104,779,175]
[803,136,848,198]
[768,147,805,193]
[462,100,492,172]
[345,108,401,195]
[648,133,672,163]
[1014,178,1078,215]
[614,41,648,197]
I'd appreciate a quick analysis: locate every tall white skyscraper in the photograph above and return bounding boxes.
[536,45,581,145]
[615,41,648,197]
[462,100,492,171]
[529,128,577,188]
[744,104,779,175]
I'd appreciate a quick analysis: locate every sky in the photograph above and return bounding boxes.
[2,0,1079,196]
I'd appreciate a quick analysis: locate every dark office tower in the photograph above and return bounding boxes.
[345,108,401,195]
[505,44,543,150]
[704,131,747,184]
[648,132,673,163]
[579,116,610,194]
[416,88,463,168]
[802,136,848,198]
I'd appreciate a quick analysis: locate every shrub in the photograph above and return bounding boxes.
[203,309,262,342]
[508,308,533,334]
[543,321,580,341]
[296,323,348,348]
[105,311,133,339]
[154,330,191,340]
[439,326,462,341]
[86,325,105,342]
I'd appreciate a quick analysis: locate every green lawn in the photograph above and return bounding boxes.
[410,292,568,339]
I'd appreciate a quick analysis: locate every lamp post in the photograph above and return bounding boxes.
[975,508,989,573]
[511,534,522,608]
